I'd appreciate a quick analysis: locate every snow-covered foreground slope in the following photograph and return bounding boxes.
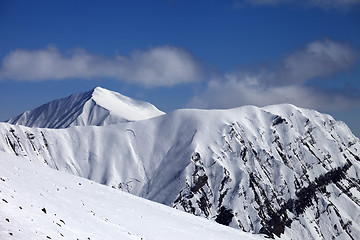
[1,104,360,239]
[6,87,164,128]
[0,151,264,240]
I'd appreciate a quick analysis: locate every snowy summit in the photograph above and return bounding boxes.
[6,87,165,128]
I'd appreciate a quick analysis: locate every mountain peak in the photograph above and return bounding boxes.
[93,86,106,91]
[91,86,116,96]
[6,87,165,128]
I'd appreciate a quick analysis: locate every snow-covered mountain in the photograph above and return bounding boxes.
[6,86,164,128]
[0,151,264,240]
[1,95,359,240]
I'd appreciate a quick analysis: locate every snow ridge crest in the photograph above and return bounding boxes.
[6,86,164,128]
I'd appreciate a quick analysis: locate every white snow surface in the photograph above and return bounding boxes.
[6,87,164,128]
[0,151,264,240]
[1,88,360,239]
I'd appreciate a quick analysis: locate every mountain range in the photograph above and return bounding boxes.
[1,87,359,239]
[6,87,164,128]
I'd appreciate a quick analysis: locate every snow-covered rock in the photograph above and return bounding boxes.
[1,102,359,239]
[0,151,264,240]
[2,88,360,239]
[6,87,164,128]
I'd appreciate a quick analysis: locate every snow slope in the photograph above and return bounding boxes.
[1,104,360,239]
[6,87,164,128]
[1,101,360,239]
[0,151,264,240]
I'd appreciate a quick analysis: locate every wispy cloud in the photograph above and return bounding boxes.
[189,39,360,111]
[0,45,204,87]
[273,39,356,85]
[234,0,360,9]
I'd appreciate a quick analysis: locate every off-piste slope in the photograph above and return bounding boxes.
[6,87,164,128]
[1,92,360,239]
[0,151,263,240]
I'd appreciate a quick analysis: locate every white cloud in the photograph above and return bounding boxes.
[277,39,356,85]
[189,39,360,111]
[189,76,359,111]
[0,45,204,87]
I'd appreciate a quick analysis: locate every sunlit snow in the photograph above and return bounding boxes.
[0,151,264,240]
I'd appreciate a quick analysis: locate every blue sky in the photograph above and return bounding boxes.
[0,0,359,136]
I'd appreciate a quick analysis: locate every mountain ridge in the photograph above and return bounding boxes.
[1,96,359,239]
[6,86,165,128]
